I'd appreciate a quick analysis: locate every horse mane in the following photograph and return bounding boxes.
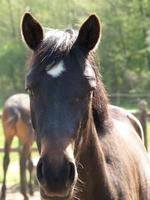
[89,54,109,132]
[32,28,109,133]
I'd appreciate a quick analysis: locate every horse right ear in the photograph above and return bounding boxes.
[76,15,101,52]
[21,13,43,50]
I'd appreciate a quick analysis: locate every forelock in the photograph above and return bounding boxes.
[44,28,76,51]
[31,28,78,69]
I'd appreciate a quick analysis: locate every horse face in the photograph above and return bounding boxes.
[22,13,100,199]
[26,48,95,199]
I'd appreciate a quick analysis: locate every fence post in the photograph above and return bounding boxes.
[138,99,148,150]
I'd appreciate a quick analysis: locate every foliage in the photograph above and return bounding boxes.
[0,0,150,106]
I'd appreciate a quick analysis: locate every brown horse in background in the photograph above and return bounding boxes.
[21,13,150,200]
[0,93,35,200]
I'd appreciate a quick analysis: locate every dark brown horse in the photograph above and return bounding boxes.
[0,93,35,200]
[21,13,150,200]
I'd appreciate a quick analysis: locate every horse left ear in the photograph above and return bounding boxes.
[77,15,101,51]
[21,12,43,50]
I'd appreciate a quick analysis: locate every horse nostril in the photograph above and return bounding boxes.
[37,159,44,183]
[68,162,76,184]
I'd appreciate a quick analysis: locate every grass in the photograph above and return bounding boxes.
[0,118,150,186]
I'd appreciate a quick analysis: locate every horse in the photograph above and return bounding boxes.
[21,13,150,200]
[0,93,35,200]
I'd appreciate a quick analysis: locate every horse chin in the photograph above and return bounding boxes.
[41,194,72,200]
[40,188,73,200]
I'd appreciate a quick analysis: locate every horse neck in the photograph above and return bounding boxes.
[77,120,114,200]
[76,62,114,199]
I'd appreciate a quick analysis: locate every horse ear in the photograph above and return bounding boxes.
[77,15,101,51]
[21,13,43,50]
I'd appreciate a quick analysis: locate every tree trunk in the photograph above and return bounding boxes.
[6,0,16,38]
[138,0,150,70]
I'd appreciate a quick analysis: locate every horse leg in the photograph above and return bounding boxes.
[19,144,29,200]
[0,137,13,200]
[27,152,34,196]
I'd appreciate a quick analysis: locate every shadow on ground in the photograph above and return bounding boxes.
[4,184,40,200]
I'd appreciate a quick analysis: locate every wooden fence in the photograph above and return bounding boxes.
[0,147,38,153]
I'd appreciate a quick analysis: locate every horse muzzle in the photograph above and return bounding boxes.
[37,154,77,200]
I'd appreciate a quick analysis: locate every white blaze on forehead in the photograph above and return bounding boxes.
[46,61,66,78]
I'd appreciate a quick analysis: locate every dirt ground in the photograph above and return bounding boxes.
[3,184,40,200]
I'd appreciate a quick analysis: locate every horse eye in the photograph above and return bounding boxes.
[75,93,91,103]
[25,87,34,97]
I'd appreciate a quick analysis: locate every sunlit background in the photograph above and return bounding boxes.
[0,0,150,197]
